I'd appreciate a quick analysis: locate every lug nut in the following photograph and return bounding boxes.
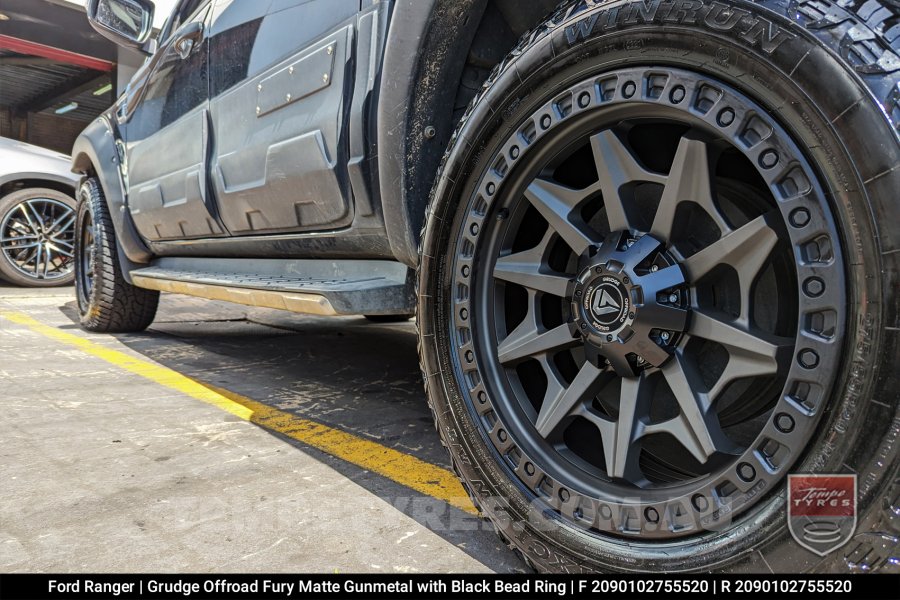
[668,294,678,303]
[798,349,819,369]
[803,277,825,298]
[606,335,614,342]
[775,413,795,433]
[759,149,779,169]
[789,208,810,228]
[737,462,756,483]
[650,265,659,272]
[660,331,671,342]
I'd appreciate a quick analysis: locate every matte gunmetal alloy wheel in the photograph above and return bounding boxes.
[419,0,900,573]
[0,188,76,287]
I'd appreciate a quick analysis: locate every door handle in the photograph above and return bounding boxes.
[174,22,204,60]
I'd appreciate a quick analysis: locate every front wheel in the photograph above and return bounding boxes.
[418,0,899,573]
[75,178,159,333]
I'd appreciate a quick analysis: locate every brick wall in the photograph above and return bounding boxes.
[1,107,86,155]
[26,112,86,154]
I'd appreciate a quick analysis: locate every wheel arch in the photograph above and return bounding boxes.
[377,0,560,267]
[71,115,153,272]
[0,176,75,199]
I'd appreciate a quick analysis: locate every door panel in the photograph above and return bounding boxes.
[124,3,223,241]
[209,0,359,236]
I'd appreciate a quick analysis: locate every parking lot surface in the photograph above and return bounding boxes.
[0,283,525,573]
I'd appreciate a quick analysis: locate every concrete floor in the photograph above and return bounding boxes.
[0,282,525,573]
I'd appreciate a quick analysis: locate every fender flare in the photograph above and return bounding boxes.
[71,115,153,279]
[376,0,487,268]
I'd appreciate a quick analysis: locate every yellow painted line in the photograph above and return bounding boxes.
[1,311,477,515]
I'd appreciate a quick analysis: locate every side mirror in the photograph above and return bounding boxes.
[86,0,155,53]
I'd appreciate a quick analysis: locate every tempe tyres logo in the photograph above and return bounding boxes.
[788,474,857,556]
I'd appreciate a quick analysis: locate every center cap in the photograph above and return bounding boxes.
[572,266,636,341]
[584,276,629,332]
[566,232,688,375]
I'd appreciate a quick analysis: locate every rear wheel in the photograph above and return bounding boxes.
[0,188,76,287]
[75,178,158,333]
[418,0,899,572]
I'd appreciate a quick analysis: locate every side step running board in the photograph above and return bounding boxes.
[129,257,415,316]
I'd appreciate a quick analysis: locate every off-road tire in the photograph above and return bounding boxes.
[75,178,158,333]
[418,0,900,573]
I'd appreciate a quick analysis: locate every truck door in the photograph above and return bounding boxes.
[123,0,225,240]
[208,0,360,236]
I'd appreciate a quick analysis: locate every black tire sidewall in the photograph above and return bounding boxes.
[0,188,76,287]
[75,181,96,319]
[419,0,898,572]
[75,179,117,329]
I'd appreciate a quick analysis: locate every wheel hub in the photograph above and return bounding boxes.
[574,268,632,336]
[570,232,687,376]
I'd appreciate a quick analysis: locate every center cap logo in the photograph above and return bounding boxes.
[592,287,622,319]
[581,276,631,334]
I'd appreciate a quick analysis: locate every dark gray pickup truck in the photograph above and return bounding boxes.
[73,0,900,572]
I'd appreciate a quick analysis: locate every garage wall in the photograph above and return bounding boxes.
[0,107,86,154]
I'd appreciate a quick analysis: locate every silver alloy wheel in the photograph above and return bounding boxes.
[0,197,76,282]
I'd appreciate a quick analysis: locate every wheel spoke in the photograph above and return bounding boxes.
[689,311,793,399]
[42,246,51,278]
[32,243,43,276]
[17,203,40,235]
[534,361,605,437]
[608,375,653,480]
[681,213,779,322]
[650,135,728,243]
[46,242,74,259]
[25,200,48,230]
[524,178,597,255]
[49,238,74,249]
[494,229,571,297]
[1,241,39,251]
[47,211,75,236]
[498,321,578,364]
[654,352,738,462]
[1,234,38,243]
[591,129,665,232]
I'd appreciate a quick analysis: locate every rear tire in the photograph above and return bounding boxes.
[75,178,158,333]
[418,0,900,573]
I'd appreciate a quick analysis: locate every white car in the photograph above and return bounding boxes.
[0,137,79,287]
